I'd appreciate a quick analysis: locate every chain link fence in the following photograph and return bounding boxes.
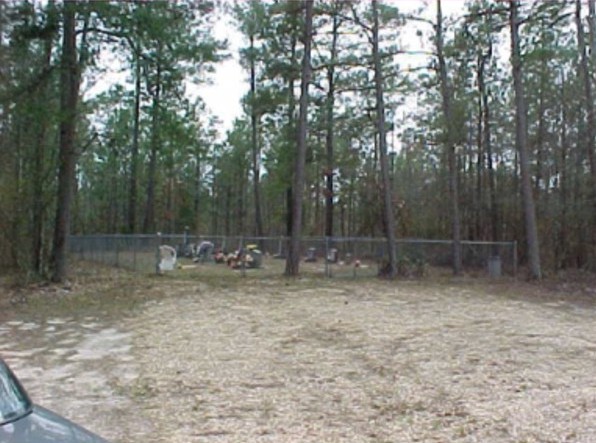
[69,233,517,279]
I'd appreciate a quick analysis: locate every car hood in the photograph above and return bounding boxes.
[0,405,109,443]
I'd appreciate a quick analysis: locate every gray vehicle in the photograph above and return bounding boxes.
[0,358,110,443]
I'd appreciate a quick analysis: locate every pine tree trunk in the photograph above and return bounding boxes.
[166,171,174,234]
[236,167,246,235]
[475,57,483,240]
[285,35,297,238]
[194,144,201,232]
[51,0,80,282]
[107,141,118,233]
[285,0,313,276]
[480,52,500,251]
[509,0,542,279]
[249,34,264,242]
[589,0,596,74]
[558,72,569,268]
[143,57,161,234]
[372,0,398,278]
[436,0,462,275]
[325,13,340,238]
[32,0,57,274]
[128,51,141,233]
[536,47,547,200]
[210,172,217,235]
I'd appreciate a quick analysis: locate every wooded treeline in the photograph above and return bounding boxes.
[0,0,595,280]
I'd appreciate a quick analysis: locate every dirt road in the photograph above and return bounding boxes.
[2,271,595,442]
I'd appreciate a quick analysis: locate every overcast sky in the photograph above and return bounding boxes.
[197,0,467,136]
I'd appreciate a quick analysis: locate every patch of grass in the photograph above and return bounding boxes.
[110,376,157,399]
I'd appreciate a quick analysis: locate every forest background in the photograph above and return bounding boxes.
[1,0,595,281]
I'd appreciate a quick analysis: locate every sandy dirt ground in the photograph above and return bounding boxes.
[1,267,596,443]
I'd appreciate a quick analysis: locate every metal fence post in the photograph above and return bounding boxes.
[240,236,246,277]
[353,238,357,279]
[513,240,518,277]
[132,236,137,271]
[115,235,120,268]
[155,232,162,275]
[325,236,330,278]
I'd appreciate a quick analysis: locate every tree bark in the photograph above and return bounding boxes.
[143,54,161,234]
[436,0,463,275]
[509,0,541,279]
[32,0,57,274]
[480,49,500,251]
[128,50,141,233]
[285,0,313,276]
[249,33,264,242]
[0,1,3,44]
[51,0,80,282]
[325,13,340,238]
[236,165,246,235]
[557,71,569,268]
[166,168,174,234]
[475,55,484,240]
[194,143,201,232]
[535,39,547,212]
[589,0,596,75]
[285,34,298,238]
[372,0,398,278]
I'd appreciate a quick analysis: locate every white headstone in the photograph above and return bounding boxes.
[159,245,177,271]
